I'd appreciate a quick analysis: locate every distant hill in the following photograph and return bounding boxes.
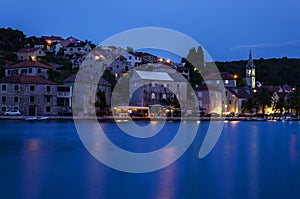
[212,58,300,86]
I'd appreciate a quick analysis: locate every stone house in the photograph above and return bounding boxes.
[129,69,188,109]
[195,85,223,115]
[0,76,57,116]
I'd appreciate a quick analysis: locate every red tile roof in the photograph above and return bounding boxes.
[8,61,54,69]
[17,48,42,53]
[42,36,64,41]
[0,76,57,85]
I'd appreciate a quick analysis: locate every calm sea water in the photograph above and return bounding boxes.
[0,120,300,199]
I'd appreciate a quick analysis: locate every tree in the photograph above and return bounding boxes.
[272,96,287,114]
[95,90,107,109]
[102,70,117,89]
[0,27,26,52]
[182,46,206,88]
[254,88,272,115]
[290,88,300,117]
[242,97,258,114]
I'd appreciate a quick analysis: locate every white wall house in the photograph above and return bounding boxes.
[5,61,54,79]
[17,48,46,61]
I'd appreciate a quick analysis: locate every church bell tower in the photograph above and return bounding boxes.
[245,51,256,88]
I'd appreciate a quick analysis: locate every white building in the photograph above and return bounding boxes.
[5,61,54,79]
[16,48,46,61]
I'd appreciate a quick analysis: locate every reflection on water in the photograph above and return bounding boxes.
[0,121,300,199]
[21,139,44,199]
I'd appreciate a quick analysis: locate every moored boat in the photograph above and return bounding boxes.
[24,116,38,121]
[37,116,50,120]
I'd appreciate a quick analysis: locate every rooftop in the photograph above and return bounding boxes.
[8,61,54,69]
[0,76,57,85]
[17,48,41,53]
[135,70,173,81]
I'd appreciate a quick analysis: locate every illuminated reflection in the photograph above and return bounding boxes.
[21,139,45,199]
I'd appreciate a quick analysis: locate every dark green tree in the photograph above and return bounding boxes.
[95,90,107,109]
[254,88,273,115]
[0,27,26,52]
[242,97,258,113]
[291,88,300,117]
[272,96,287,114]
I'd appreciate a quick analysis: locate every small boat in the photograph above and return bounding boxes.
[37,116,49,120]
[25,116,38,121]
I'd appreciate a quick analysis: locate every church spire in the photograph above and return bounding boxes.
[246,50,255,69]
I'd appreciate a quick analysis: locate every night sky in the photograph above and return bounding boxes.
[1,0,299,61]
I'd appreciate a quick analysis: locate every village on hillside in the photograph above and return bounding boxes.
[0,28,299,120]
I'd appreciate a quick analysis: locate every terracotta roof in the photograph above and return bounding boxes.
[0,76,57,85]
[204,72,234,80]
[17,48,41,53]
[42,36,64,41]
[8,61,54,69]
[60,37,82,48]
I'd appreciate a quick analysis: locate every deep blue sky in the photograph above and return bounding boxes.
[1,0,299,61]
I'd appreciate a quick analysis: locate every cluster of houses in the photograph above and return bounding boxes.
[0,60,111,116]
[0,34,297,117]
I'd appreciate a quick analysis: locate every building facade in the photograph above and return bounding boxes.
[245,51,256,88]
[17,48,46,61]
[0,76,57,116]
[5,61,53,79]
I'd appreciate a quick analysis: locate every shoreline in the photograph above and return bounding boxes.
[0,116,299,122]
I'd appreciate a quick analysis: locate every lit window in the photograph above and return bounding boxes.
[225,80,229,84]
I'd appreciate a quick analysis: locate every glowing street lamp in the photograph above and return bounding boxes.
[233,74,238,79]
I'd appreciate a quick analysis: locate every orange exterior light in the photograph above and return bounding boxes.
[166,59,171,64]
[159,58,164,62]
[233,74,238,79]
